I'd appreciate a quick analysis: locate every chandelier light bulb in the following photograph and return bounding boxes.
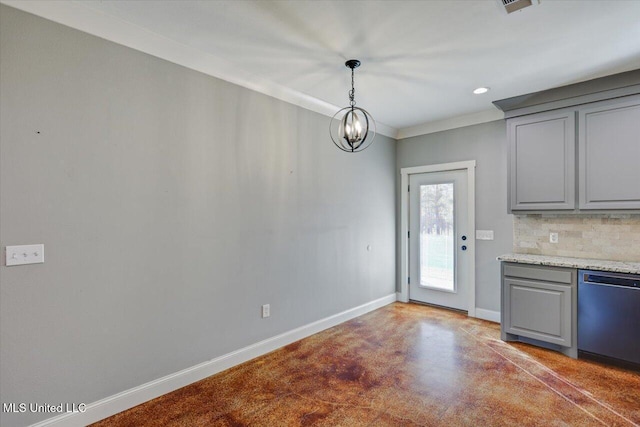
[340,109,365,147]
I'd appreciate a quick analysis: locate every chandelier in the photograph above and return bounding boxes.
[330,59,376,152]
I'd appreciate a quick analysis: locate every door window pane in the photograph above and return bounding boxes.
[419,183,455,291]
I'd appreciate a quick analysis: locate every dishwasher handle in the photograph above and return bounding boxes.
[581,272,640,289]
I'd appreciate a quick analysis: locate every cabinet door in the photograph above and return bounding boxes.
[578,95,640,209]
[508,110,576,211]
[503,278,572,346]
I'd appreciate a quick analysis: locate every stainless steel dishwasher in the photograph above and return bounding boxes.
[578,269,640,366]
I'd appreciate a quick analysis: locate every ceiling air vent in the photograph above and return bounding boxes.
[500,0,538,14]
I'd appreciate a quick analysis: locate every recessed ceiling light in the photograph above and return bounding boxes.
[473,87,490,95]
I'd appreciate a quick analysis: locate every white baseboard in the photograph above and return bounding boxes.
[29,293,397,427]
[395,291,408,303]
[474,308,501,323]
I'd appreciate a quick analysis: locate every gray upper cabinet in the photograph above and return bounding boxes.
[508,110,576,211]
[578,95,640,210]
[496,70,640,213]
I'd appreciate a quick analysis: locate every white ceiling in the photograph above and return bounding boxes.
[4,0,640,138]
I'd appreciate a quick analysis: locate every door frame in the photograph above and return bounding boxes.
[399,160,476,317]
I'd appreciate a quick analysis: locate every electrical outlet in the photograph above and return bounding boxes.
[262,304,270,318]
[549,232,559,244]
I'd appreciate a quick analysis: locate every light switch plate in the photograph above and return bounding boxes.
[5,244,44,266]
[476,230,494,240]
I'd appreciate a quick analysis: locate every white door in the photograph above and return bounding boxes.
[409,169,470,311]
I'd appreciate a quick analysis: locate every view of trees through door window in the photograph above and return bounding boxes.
[419,183,455,291]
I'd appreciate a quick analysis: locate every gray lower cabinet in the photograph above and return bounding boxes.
[578,95,640,210]
[501,262,577,358]
[508,110,576,211]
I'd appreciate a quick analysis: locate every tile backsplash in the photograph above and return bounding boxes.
[513,214,640,262]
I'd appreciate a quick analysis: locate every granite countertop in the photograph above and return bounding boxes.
[497,253,640,275]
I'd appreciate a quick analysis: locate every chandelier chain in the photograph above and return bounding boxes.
[349,67,356,106]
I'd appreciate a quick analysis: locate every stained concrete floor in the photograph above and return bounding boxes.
[92,303,639,426]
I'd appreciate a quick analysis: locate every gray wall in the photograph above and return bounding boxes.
[0,6,396,426]
[397,121,513,312]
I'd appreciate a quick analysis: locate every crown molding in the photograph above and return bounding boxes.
[1,0,399,139]
[2,1,503,141]
[398,108,504,140]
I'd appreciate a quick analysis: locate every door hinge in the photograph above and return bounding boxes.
[408,231,410,238]
[408,277,410,284]
[408,185,410,192]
